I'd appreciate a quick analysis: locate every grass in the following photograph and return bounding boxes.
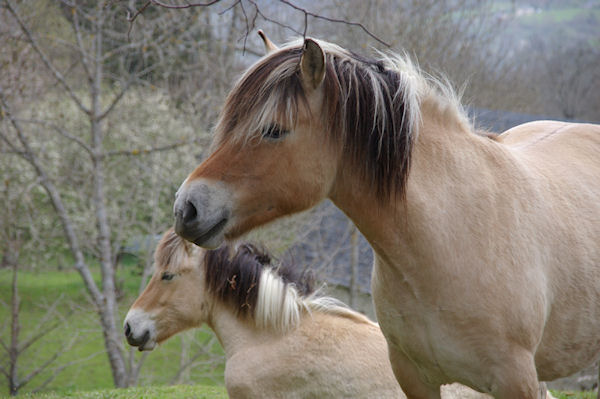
[1,385,228,399]
[552,392,597,399]
[0,266,225,396]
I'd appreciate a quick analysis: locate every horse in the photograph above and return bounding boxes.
[123,229,495,399]
[172,32,600,398]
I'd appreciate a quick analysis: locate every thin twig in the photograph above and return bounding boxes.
[18,321,61,356]
[278,0,390,47]
[246,0,302,36]
[127,1,152,38]
[0,363,9,378]
[97,80,132,121]
[103,138,198,158]
[128,0,222,27]
[126,0,389,47]
[71,3,93,82]
[151,0,222,9]
[14,119,93,157]
[5,0,92,115]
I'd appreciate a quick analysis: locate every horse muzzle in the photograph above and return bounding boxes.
[173,179,232,249]
[123,309,157,351]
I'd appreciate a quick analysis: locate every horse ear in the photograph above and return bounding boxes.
[300,38,325,90]
[258,30,278,54]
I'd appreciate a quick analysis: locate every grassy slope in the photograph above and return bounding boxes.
[0,267,225,395]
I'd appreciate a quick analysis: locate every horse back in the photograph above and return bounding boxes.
[497,120,600,157]
[497,120,600,202]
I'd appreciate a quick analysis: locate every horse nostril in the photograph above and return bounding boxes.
[182,200,198,224]
[124,322,131,338]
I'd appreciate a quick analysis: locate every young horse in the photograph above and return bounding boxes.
[124,229,492,398]
[124,229,396,397]
[172,33,600,398]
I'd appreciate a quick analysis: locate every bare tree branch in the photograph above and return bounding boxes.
[71,3,94,82]
[0,91,104,308]
[19,331,82,389]
[0,336,8,357]
[127,0,222,32]
[97,81,132,122]
[0,364,8,379]
[5,0,91,115]
[125,0,389,47]
[278,0,389,46]
[244,0,302,36]
[31,350,104,393]
[103,138,201,158]
[14,119,93,157]
[18,322,61,357]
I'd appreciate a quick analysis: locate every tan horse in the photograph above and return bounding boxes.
[172,33,599,398]
[124,229,498,398]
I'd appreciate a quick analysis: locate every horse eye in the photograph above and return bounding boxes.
[262,124,288,140]
[161,272,175,281]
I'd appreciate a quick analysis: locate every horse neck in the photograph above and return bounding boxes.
[206,301,278,360]
[329,99,516,267]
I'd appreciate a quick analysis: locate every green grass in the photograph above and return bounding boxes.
[551,391,597,399]
[1,385,227,399]
[0,267,225,396]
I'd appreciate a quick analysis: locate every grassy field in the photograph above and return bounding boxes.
[0,265,225,396]
[0,385,228,399]
[552,392,597,399]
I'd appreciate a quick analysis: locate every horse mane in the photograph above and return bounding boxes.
[215,38,470,201]
[203,242,373,333]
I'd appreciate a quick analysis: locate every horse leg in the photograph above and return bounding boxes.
[388,347,441,399]
[491,348,541,399]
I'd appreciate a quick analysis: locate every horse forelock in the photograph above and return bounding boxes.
[213,38,469,201]
[154,228,196,273]
[212,47,307,150]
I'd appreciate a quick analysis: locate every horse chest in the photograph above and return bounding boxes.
[370,257,490,387]
[371,259,447,371]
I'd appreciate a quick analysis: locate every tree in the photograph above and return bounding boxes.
[0,158,89,396]
[535,39,600,121]
[0,0,222,387]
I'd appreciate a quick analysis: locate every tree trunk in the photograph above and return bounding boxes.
[89,6,128,387]
[9,262,20,396]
